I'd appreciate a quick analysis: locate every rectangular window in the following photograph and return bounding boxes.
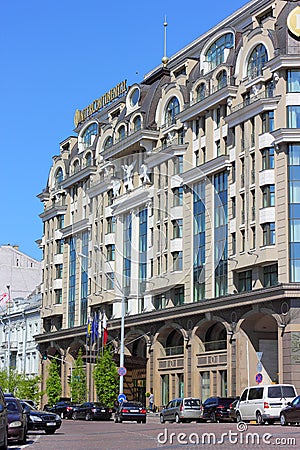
[263,264,278,287]
[262,185,275,207]
[287,70,300,93]
[262,222,276,245]
[172,187,183,206]
[288,106,300,128]
[232,197,236,219]
[57,214,64,229]
[55,263,63,279]
[172,251,183,271]
[262,147,275,170]
[238,270,252,292]
[241,158,245,188]
[262,111,274,133]
[172,219,183,238]
[107,244,115,261]
[241,194,245,224]
[241,229,245,252]
[174,286,184,306]
[56,239,64,254]
[107,189,114,206]
[106,272,114,290]
[107,216,116,234]
[54,289,62,304]
[231,232,236,255]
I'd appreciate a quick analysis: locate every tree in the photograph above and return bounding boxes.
[93,347,118,407]
[46,359,62,406]
[0,369,43,403]
[69,349,86,403]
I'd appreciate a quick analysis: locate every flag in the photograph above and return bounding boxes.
[98,311,102,340]
[91,312,99,343]
[86,317,91,337]
[103,312,108,346]
[0,292,9,308]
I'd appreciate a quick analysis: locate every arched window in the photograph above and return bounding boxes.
[206,33,233,71]
[205,323,227,351]
[196,83,206,101]
[82,123,98,149]
[247,44,268,79]
[217,70,228,89]
[133,116,141,132]
[55,167,63,188]
[103,136,113,150]
[165,97,180,126]
[85,152,92,167]
[73,160,80,174]
[117,125,126,141]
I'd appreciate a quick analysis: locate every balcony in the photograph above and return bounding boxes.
[158,345,184,371]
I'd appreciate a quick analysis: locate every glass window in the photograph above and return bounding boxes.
[103,136,113,150]
[85,152,92,167]
[55,263,63,279]
[107,244,115,261]
[216,70,227,90]
[118,125,126,141]
[107,216,116,234]
[130,87,140,106]
[262,222,275,245]
[106,272,114,290]
[174,286,184,306]
[287,70,300,93]
[82,123,98,149]
[247,44,268,79]
[133,116,141,132]
[238,270,252,292]
[172,219,183,238]
[55,167,64,188]
[165,97,180,126]
[172,251,183,271]
[206,33,234,71]
[262,111,274,133]
[55,289,62,304]
[196,83,206,101]
[172,187,183,206]
[262,147,275,170]
[262,185,275,207]
[288,106,300,128]
[263,264,278,287]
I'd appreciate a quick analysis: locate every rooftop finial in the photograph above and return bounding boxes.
[162,15,169,68]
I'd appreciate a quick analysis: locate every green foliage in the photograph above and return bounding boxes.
[0,369,42,403]
[93,347,118,408]
[46,359,62,406]
[70,349,87,403]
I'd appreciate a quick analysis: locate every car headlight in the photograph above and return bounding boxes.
[9,421,22,427]
[31,416,43,422]
[55,415,61,421]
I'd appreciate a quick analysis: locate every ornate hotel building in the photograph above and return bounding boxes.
[37,0,300,406]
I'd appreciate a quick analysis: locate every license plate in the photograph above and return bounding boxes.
[101,409,106,412]
[46,422,56,426]
[130,410,138,413]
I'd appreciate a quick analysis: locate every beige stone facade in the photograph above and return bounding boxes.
[37,0,300,407]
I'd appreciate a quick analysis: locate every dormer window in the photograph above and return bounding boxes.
[103,136,113,150]
[165,97,180,127]
[196,83,206,101]
[247,44,268,79]
[82,123,98,150]
[133,116,141,132]
[55,168,64,188]
[117,125,126,141]
[216,70,227,90]
[206,33,233,71]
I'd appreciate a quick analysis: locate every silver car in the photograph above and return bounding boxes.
[160,398,202,423]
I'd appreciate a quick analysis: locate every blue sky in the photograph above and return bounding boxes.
[0,0,248,261]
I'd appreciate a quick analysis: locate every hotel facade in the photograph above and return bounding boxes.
[37,0,300,407]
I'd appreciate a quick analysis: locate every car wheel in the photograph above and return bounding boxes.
[85,413,91,421]
[142,419,146,424]
[280,413,287,426]
[72,412,77,420]
[175,413,180,424]
[0,430,8,450]
[160,415,165,424]
[19,427,27,445]
[256,411,263,425]
[45,429,56,435]
[236,412,242,423]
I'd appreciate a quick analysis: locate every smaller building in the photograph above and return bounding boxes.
[0,287,42,376]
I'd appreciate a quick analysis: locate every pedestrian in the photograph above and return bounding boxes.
[149,391,154,412]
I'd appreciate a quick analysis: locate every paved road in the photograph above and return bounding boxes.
[8,414,300,450]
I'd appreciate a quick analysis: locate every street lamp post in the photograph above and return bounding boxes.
[119,292,125,395]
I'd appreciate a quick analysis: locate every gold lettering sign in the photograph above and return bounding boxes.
[74,80,127,127]
[287,6,300,38]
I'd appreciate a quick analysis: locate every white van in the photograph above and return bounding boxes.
[236,384,297,424]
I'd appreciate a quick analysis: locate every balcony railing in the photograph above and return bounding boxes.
[190,76,236,106]
[198,339,227,353]
[231,88,274,114]
[161,345,184,357]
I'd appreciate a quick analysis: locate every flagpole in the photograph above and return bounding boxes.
[119,292,125,395]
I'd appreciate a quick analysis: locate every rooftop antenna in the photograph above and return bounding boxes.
[162,16,169,68]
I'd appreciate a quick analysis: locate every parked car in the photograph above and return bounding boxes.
[20,399,37,409]
[236,384,297,424]
[160,398,202,424]
[5,396,27,444]
[114,402,146,423]
[201,397,236,422]
[72,402,112,421]
[0,387,7,450]
[228,398,239,422]
[20,401,61,434]
[279,395,300,426]
[44,400,78,419]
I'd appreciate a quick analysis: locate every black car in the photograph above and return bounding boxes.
[72,402,111,421]
[201,397,236,422]
[228,398,239,422]
[21,401,61,434]
[114,402,147,424]
[0,387,7,450]
[5,396,27,444]
[44,400,78,419]
[280,395,300,426]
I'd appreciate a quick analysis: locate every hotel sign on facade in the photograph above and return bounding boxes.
[287,6,300,37]
[74,80,127,126]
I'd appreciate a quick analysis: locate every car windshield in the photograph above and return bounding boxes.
[122,402,142,407]
[184,399,201,407]
[21,401,36,411]
[6,401,19,412]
